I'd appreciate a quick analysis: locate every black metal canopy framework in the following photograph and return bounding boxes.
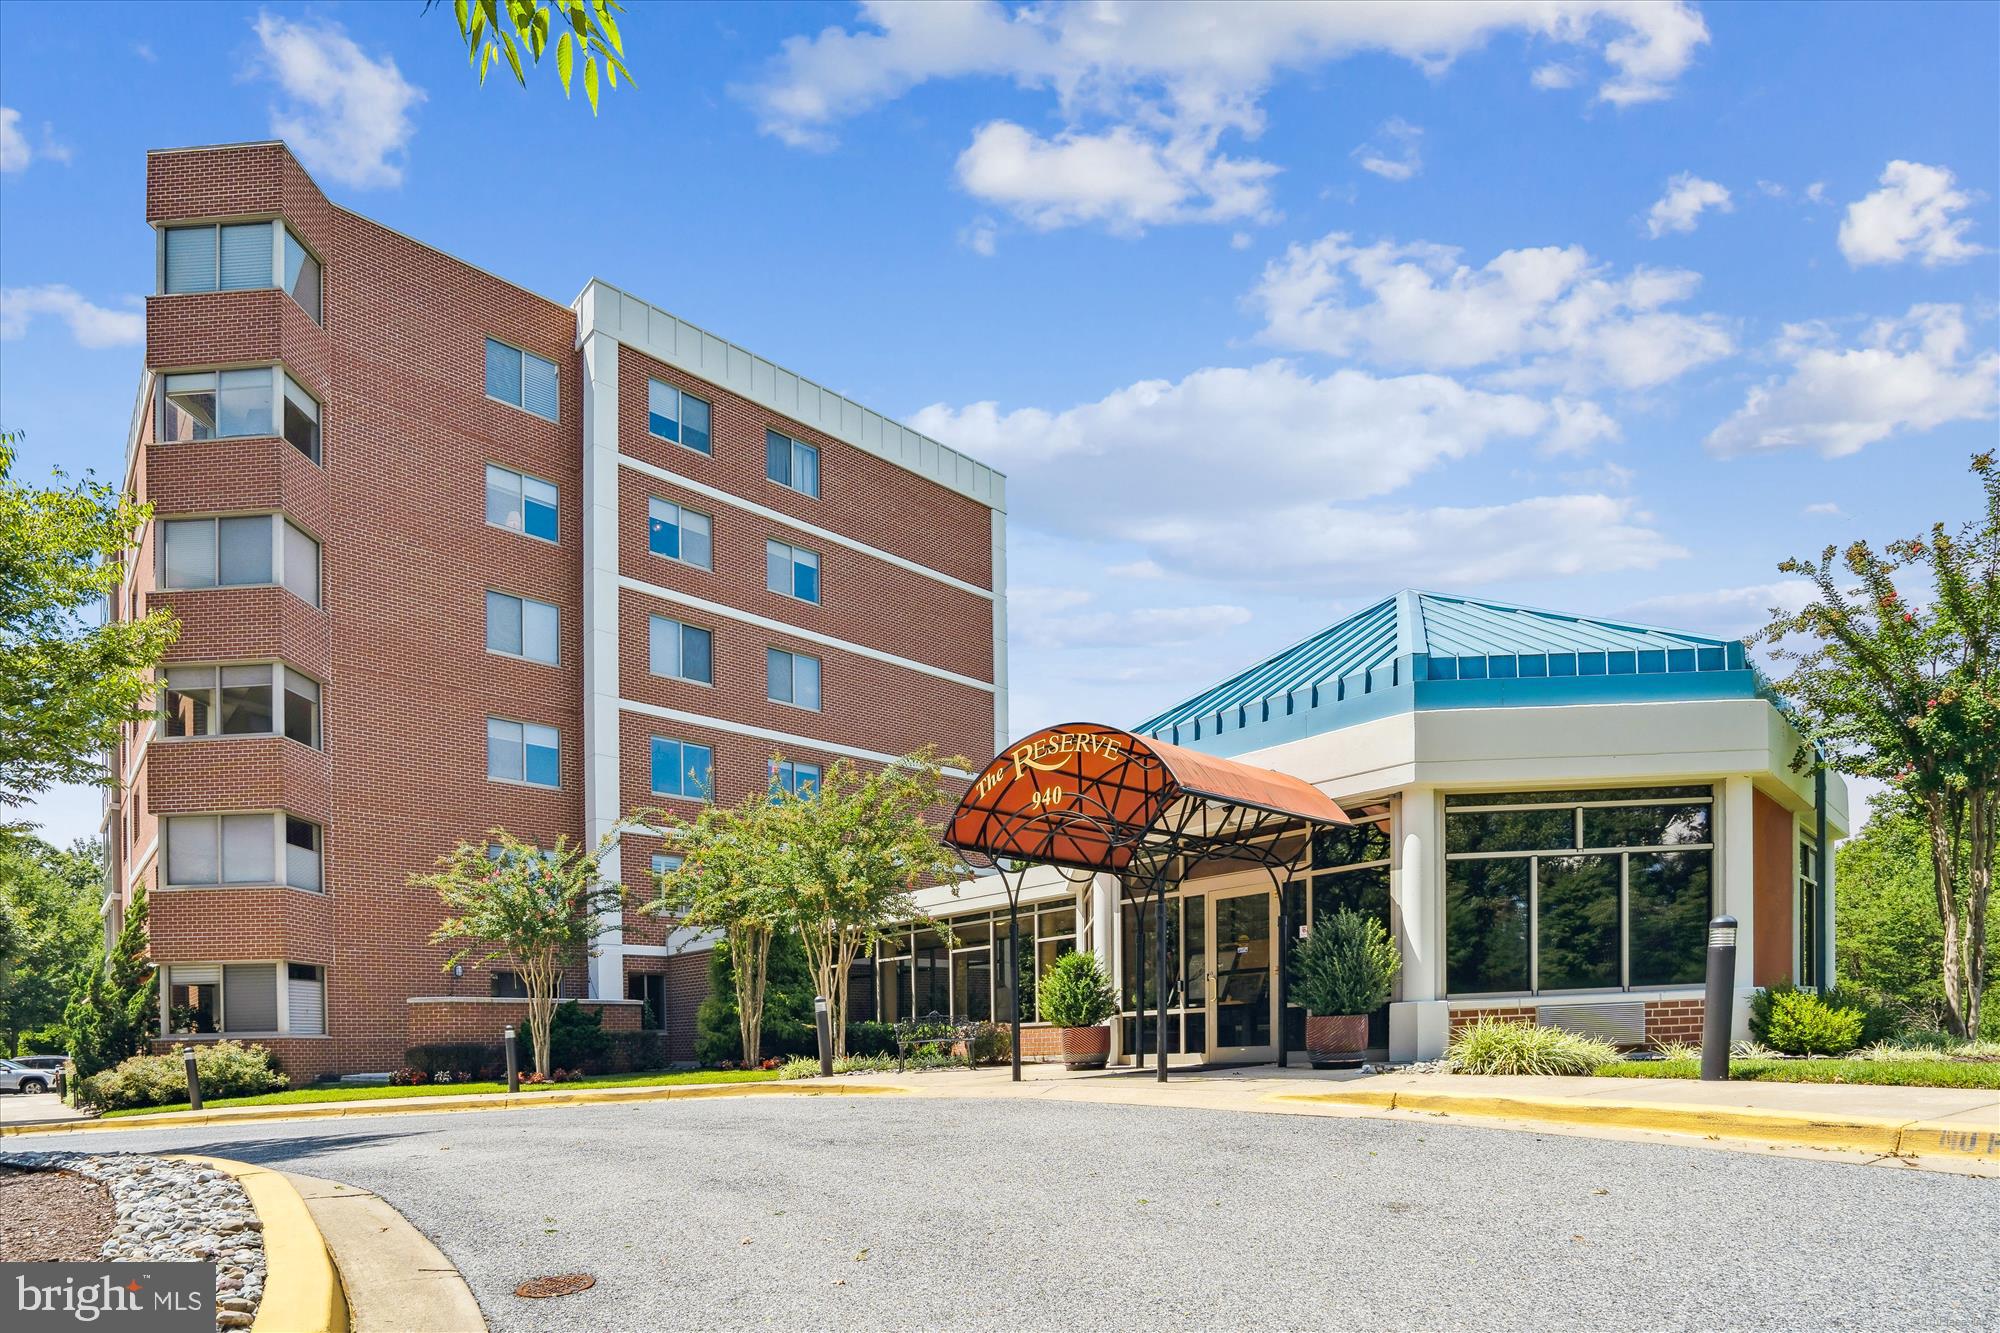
[945,724,1351,1082]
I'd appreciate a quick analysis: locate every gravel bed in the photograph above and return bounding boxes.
[1,1151,266,1330]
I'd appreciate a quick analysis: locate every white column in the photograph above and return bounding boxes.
[580,322,624,1001]
[1389,785,1449,1060]
[1720,775,1756,1038]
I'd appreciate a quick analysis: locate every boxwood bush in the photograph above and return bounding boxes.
[73,1041,287,1112]
[1761,988,1866,1056]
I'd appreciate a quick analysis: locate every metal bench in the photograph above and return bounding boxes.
[893,1011,981,1072]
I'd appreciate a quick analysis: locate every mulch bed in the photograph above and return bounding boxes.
[0,1164,116,1261]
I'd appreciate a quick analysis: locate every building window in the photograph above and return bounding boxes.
[162,221,320,323]
[286,963,325,1035]
[648,615,713,684]
[765,430,820,497]
[649,735,714,801]
[766,648,821,710]
[649,852,683,880]
[158,367,320,462]
[772,760,819,798]
[1798,839,1820,990]
[1442,787,1714,997]
[159,515,319,607]
[164,812,321,891]
[485,591,560,665]
[487,717,560,788]
[647,498,713,569]
[647,380,712,454]
[165,965,220,1034]
[485,338,559,421]
[876,901,1084,1028]
[160,663,320,748]
[489,969,530,998]
[765,540,820,604]
[485,464,559,543]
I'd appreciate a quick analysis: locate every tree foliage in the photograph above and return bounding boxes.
[63,886,155,1081]
[0,433,175,838]
[1756,454,1998,1038]
[0,836,103,1054]
[419,827,624,1076]
[438,0,632,113]
[1290,908,1402,1017]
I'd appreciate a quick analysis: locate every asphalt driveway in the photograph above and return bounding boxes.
[61,1096,1998,1331]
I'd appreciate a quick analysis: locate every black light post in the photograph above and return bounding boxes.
[1275,897,1290,1070]
[503,1025,519,1093]
[182,1044,203,1111]
[1701,916,1738,1081]
[814,995,834,1077]
[1155,886,1170,1083]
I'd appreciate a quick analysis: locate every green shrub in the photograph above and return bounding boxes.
[1447,1018,1620,1076]
[1036,951,1116,1029]
[695,935,817,1065]
[1290,909,1400,1017]
[776,1055,821,1080]
[74,1041,287,1111]
[405,1042,502,1078]
[832,1053,897,1074]
[844,1021,896,1057]
[548,1001,612,1069]
[1762,988,1865,1056]
[1750,979,1896,1050]
[970,1021,1010,1065]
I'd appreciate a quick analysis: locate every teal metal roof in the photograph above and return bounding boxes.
[1134,590,1756,757]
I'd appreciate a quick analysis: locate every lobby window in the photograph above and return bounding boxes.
[487,717,560,788]
[1443,787,1714,997]
[161,663,320,748]
[647,498,712,569]
[485,338,559,421]
[1798,839,1820,990]
[649,735,714,802]
[765,430,820,498]
[1285,805,1395,1049]
[766,648,821,711]
[486,591,560,665]
[765,540,820,604]
[162,221,321,323]
[159,515,319,607]
[158,368,320,462]
[649,614,713,685]
[771,760,819,798]
[164,812,321,892]
[647,380,712,454]
[485,464,559,542]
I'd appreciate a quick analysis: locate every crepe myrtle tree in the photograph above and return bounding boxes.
[773,749,966,1059]
[1756,453,1999,1039]
[636,788,794,1068]
[419,827,625,1076]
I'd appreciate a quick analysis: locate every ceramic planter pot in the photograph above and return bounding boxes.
[1305,1014,1369,1069]
[1059,1025,1110,1071]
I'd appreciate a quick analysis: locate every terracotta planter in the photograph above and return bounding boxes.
[1058,1025,1110,1070]
[1305,1014,1369,1069]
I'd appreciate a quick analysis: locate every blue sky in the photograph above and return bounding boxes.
[4,1,1996,845]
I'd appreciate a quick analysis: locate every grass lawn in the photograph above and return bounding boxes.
[99,1068,781,1118]
[1594,1057,2000,1089]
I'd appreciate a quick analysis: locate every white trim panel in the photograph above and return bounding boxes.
[618,698,976,779]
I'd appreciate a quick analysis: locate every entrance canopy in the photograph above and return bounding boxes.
[946,722,1350,878]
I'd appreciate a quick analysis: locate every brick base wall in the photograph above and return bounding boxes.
[405,998,643,1047]
[1643,998,1705,1046]
[1447,1005,1540,1034]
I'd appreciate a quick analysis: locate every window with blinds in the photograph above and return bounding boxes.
[484,338,559,421]
[287,964,325,1035]
[162,221,322,323]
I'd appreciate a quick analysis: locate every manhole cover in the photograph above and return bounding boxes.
[515,1273,596,1299]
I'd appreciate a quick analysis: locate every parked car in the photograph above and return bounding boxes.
[0,1058,56,1095]
[13,1055,70,1074]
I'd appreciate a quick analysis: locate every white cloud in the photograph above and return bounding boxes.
[1251,232,1733,390]
[1646,173,1732,237]
[958,215,998,256]
[1838,160,1986,267]
[0,108,27,173]
[1802,501,1842,517]
[1353,117,1422,182]
[1803,181,1828,206]
[1755,180,1787,200]
[1532,63,1580,90]
[745,2,1706,233]
[0,285,145,348]
[1229,231,1253,251]
[252,13,424,190]
[1106,559,1168,580]
[1626,580,1816,638]
[1707,304,2000,457]
[1012,585,1252,649]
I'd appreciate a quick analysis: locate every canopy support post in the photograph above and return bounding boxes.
[1155,876,1170,1083]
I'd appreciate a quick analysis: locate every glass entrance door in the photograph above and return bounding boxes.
[1208,890,1275,1061]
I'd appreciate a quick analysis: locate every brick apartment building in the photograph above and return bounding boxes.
[102,141,1007,1080]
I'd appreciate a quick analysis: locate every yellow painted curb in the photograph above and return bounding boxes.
[4,1079,910,1137]
[1267,1088,1975,1158]
[166,1155,347,1333]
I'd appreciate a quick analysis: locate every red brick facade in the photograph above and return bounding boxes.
[1449,1000,1707,1050]
[109,142,1002,1079]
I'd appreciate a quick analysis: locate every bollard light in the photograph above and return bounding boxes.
[182,1043,203,1112]
[503,1025,520,1093]
[814,996,834,1077]
[1700,915,1738,1081]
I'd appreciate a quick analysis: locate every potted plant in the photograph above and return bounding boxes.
[1290,909,1401,1069]
[1037,951,1118,1070]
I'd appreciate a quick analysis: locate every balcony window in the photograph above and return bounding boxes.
[160,515,319,607]
[647,380,712,454]
[485,338,559,421]
[485,464,559,543]
[765,430,820,498]
[161,221,321,323]
[646,498,712,569]
[765,540,820,603]
[766,648,821,710]
[164,812,320,891]
[162,664,320,747]
[282,230,321,322]
[486,591,561,665]
[158,367,320,462]
[649,615,713,685]
[649,736,714,801]
[487,717,560,788]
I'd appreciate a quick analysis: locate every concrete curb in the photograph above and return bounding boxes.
[4,1079,907,1137]
[1268,1088,2000,1162]
[167,1154,347,1333]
